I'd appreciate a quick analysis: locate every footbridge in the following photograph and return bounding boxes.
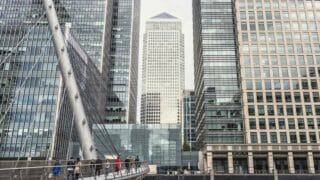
[0,0,149,179]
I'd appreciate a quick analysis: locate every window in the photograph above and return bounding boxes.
[285,92,291,102]
[313,92,320,102]
[260,132,267,143]
[249,119,256,129]
[258,105,265,115]
[275,92,282,102]
[277,105,284,115]
[290,132,297,143]
[247,92,254,102]
[286,105,293,115]
[248,105,255,116]
[270,132,277,143]
[298,118,305,129]
[266,92,273,102]
[311,80,318,89]
[265,80,271,90]
[309,132,317,143]
[315,105,320,115]
[268,105,274,116]
[306,105,313,115]
[278,119,285,129]
[294,92,301,102]
[269,119,276,129]
[288,118,295,129]
[256,92,263,102]
[259,119,266,129]
[300,132,307,143]
[296,105,303,116]
[302,80,308,88]
[251,132,258,143]
[280,132,287,143]
[307,119,314,129]
[304,92,310,102]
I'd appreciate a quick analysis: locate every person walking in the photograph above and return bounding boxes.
[125,157,130,174]
[67,157,75,180]
[95,158,103,176]
[135,156,140,171]
[75,158,81,179]
[104,159,111,177]
[115,155,121,175]
[52,160,62,180]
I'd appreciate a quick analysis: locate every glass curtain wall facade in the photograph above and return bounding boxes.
[93,124,182,173]
[193,0,243,146]
[0,0,108,158]
[183,90,196,151]
[105,0,140,124]
[194,0,320,175]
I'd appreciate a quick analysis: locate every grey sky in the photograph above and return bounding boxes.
[137,0,194,121]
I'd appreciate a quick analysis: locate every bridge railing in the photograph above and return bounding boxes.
[0,160,149,180]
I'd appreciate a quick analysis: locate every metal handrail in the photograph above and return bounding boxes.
[0,161,150,180]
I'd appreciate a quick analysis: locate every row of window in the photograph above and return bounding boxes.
[247,104,320,116]
[249,118,320,130]
[239,0,320,10]
[247,91,320,103]
[250,131,318,144]
[242,55,320,66]
[245,79,318,90]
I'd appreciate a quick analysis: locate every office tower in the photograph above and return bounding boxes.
[140,12,184,124]
[183,90,196,151]
[104,0,141,124]
[194,0,320,175]
[0,0,110,158]
[193,0,243,146]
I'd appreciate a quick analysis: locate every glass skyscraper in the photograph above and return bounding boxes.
[0,0,109,158]
[194,0,320,175]
[104,0,141,124]
[193,0,243,145]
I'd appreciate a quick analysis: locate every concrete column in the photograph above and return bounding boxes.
[307,152,315,174]
[228,152,234,174]
[288,152,295,174]
[268,152,274,174]
[204,154,208,172]
[207,152,213,172]
[248,152,254,174]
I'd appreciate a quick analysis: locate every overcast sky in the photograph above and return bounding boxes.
[136,0,194,121]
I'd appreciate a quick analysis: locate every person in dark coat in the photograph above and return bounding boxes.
[95,158,103,176]
[67,157,75,179]
[125,157,130,174]
[135,155,140,171]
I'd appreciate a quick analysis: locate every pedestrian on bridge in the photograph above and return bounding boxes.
[75,158,81,179]
[104,159,111,177]
[125,157,130,174]
[67,157,75,180]
[52,160,62,180]
[95,158,103,176]
[115,155,121,174]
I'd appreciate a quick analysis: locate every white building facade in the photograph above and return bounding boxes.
[141,13,184,124]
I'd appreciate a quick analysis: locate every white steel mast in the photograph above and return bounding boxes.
[43,0,97,160]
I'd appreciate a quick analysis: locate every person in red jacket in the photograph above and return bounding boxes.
[115,155,121,174]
